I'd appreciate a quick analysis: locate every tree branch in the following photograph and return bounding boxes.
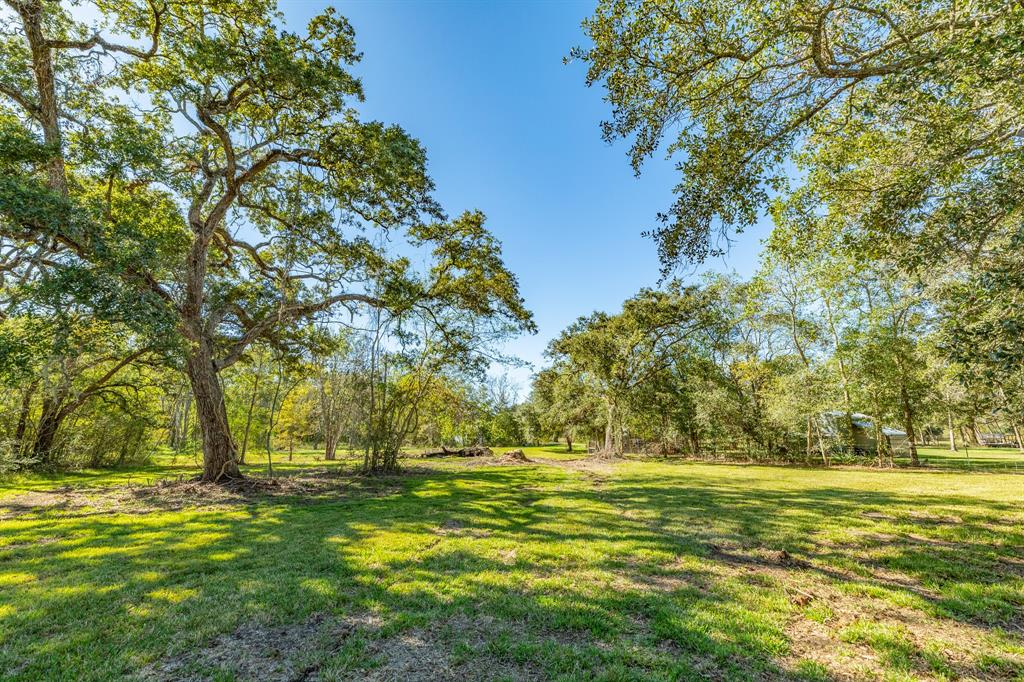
[57,347,153,420]
[46,0,166,59]
[214,292,386,371]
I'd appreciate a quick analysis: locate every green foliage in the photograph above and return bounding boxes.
[1,0,532,476]
[576,0,1024,421]
[577,0,1024,271]
[539,278,810,457]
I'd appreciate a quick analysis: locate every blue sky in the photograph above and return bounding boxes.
[281,0,774,391]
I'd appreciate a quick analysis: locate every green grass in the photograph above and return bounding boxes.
[915,445,1024,472]
[1,447,1022,681]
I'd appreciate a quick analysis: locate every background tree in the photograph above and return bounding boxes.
[531,365,600,452]
[547,285,720,454]
[575,0,1024,433]
[310,330,357,461]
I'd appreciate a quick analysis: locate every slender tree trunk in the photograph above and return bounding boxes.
[603,398,615,453]
[317,370,338,460]
[806,415,813,459]
[265,365,283,457]
[179,393,192,451]
[167,392,181,448]
[565,432,573,454]
[822,299,856,447]
[900,385,919,465]
[811,419,830,467]
[1012,423,1024,452]
[239,364,262,464]
[947,411,957,452]
[185,345,241,482]
[168,391,190,452]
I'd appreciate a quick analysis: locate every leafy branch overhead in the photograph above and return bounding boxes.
[577,0,1024,270]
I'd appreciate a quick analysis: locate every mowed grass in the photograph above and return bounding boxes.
[0,448,1022,681]
[915,446,1024,473]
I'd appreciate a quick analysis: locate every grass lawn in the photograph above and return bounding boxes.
[1,448,1021,681]
[915,446,1024,473]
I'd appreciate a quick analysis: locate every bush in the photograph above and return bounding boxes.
[0,439,37,474]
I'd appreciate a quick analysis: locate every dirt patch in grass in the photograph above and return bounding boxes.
[0,486,111,519]
[443,452,538,468]
[715,559,1024,681]
[146,610,554,682]
[780,588,1017,680]
[137,612,381,682]
[432,518,492,539]
[861,510,964,526]
[608,534,1023,681]
[0,471,403,519]
[707,542,810,570]
[340,613,545,681]
[907,510,963,525]
[541,456,618,480]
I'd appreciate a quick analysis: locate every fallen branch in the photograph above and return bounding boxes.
[421,445,494,458]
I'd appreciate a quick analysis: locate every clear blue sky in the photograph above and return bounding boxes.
[280,0,773,391]
[298,2,775,391]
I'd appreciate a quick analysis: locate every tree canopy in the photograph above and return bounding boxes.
[577,0,1024,270]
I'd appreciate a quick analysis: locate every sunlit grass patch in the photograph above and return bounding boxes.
[0,456,1020,680]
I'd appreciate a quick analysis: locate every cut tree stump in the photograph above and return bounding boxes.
[498,449,531,463]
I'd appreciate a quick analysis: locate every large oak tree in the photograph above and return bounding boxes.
[0,0,532,480]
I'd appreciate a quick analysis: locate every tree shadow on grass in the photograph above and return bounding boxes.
[0,463,1020,680]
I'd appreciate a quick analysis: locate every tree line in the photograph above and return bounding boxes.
[540,0,1024,462]
[0,314,537,474]
[530,235,1024,464]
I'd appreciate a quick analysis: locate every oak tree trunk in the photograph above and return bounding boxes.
[186,347,241,482]
[18,1,68,196]
[967,416,981,446]
[32,401,64,463]
[14,379,38,448]
[603,399,616,453]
